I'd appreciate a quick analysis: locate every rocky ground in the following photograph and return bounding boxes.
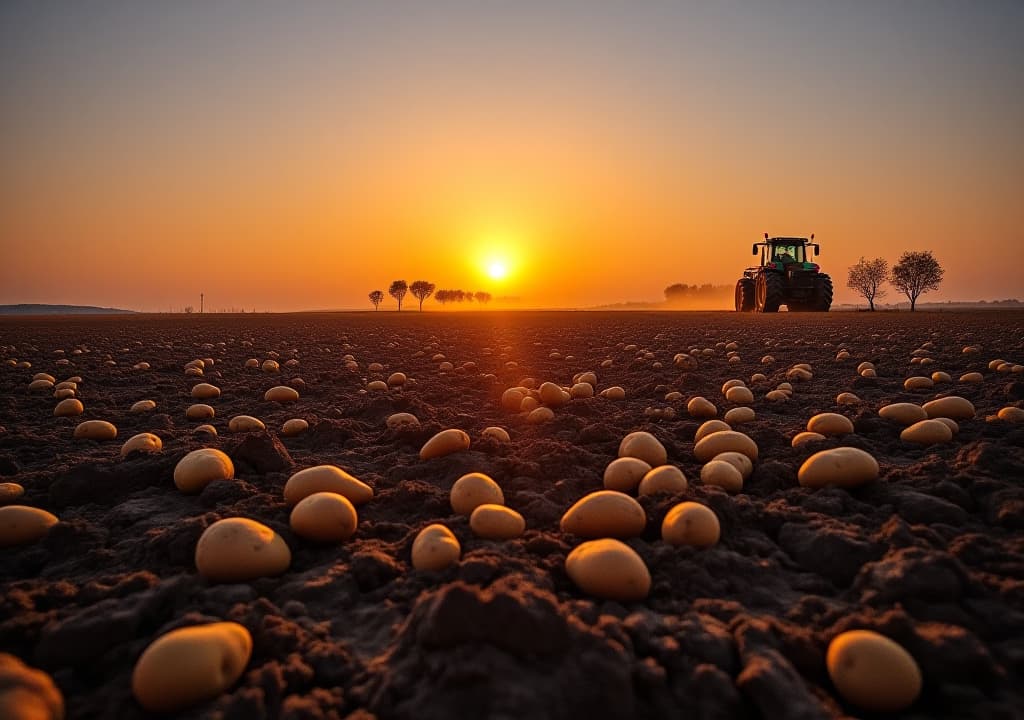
[1,310,1022,719]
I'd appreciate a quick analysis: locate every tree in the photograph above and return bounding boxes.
[368,290,384,311]
[454,289,466,303]
[890,251,944,311]
[435,289,451,306]
[388,280,408,311]
[409,280,436,311]
[184,305,194,314]
[474,291,492,305]
[846,257,888,311]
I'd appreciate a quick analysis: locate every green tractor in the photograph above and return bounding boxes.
[735,234,833,312]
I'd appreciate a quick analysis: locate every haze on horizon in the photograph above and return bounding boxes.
[1,1,1021,312]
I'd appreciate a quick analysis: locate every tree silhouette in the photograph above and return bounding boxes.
[389,280,409,311]
[846,257,888,311]
[410,280,436,311]
[368,290,384,311]
[890,251,944,311]
[435,289,451,306]
[474,291,492,304]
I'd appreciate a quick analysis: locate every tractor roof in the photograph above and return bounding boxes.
[768,236,810,244]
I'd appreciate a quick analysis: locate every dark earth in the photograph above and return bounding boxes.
[1,310,1023,719]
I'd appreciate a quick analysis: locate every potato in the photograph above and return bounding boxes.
[570,382,594,399]
[922,396,975,420]
[959,372,983,383]
[618,431,667,466]
[228,415,265,432]
[387,372,407,386]
[131,400,157,413]
[191,383,221,399]
[0,482,25,505]
[481,426,510,442]
[538,381,569,407]
[194,424,217,436]
[450,472,504,515]
[560,491,646,538]
[53,388,76,400]
[900,419,953,444]
[28,379,54,392]
[385,413,419,430]
[120,433,163,458]
[711,451,754,479]
[290,492,358,542]
[284,465,373,506]
[565,538,650,601]
[903,376,933,390]
[174,448,235,493]
[264,386,299,402]
[0,506,58,547]
[366,380,388,392]
[411,524,461,571]
[520,396,540,412]
[195,518,290,581]
[281,418,309,436]
[420,429,471,460]
[695,420,731,442]
[791,431,826,448]
[694,431,758,462]
[860,368,877,378]
[878,403,927,425]
[73,420,117,441]
[470,504,525,539]
[638,465,688,496]
[836,392,860,405]
[32,373,56,383]
[827,630,921,712]
[806,413,854,437]
[931,371,951,383]
[0,653,65,720]
[262,359,280,373]
[725,386,754,404]
[661,502,720,547]
[52,398,84,417]
[603,457,652,492]
[798,447,879,488]
[687,397,718,419]
[765,389,789,402]
[131,622,252,713]
[186,403,215,420]
[501,388,525,411]
[527,406,555,424]
[998,406,1024,423]
[600,386,626,400]
[724,407,755,425]
[700,460,743,492]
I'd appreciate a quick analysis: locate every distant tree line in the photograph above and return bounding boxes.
[663,283,733,302]
[368,281,492,311]
[847,250,944,311]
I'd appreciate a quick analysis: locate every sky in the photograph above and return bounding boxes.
[1,0,1022,311]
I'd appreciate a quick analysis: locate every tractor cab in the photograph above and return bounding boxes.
[751,234,819,270]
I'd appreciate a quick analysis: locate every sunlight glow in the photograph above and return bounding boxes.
[487,260,509,280]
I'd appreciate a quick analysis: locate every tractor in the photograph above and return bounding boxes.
[735,234,833,312]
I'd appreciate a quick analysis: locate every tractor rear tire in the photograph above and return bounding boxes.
[811,274,833,311]
[735,279,754,312]
[755,273,783,313]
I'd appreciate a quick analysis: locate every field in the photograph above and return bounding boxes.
[1,310,1023,719]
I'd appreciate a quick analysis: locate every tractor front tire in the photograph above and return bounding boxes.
[811,274,833,311]
[755,273,783,313]
[735,279,755,312]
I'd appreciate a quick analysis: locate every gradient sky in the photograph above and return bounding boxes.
[1,0,1022,311]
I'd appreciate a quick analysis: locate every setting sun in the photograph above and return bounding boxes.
[486,260,509,280]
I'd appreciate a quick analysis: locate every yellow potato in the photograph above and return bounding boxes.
[261,359,280,373]
[131,400,157,413]
[501,388,525,411]
[560,491,646,538]
[687,397,718,419]
[638,465,688,496]
[570,382,594,399]
[191,383,220,399]
[385,413,419,430]
[194,424,217,437]
[958,372,983,384]
[694,431,758,462]
[195,518,291,581]
[469,504,526,539]
[0,483,26,505]
[725,386,754,404]
[618,431,667,466]
[186,404,215,420]
[481,426,510,442]
[228,415,265,432]
[540,381,569,406]
[922,396,975,420]
[827,630,921,712]
[0,653,65,720]
[264,386,299,402]
[33,373,56,383]
[661,502,720,547]
[173,449,234,493]
[900,419,954,444]
[387,372,407,386]
[366,380,388,392]
[281,418,309,436]
[120,433,163,458]
[420,429,471,460]
[695,420,731,442]
[565,538,650,601]
[527,406,555,424]
[602,457,652,492]
[806,413,854,437]
[73,420,117,441]
[700,460,743,492]
[411,524,461,571]
[798,447,879,489]
[0,506,59,547]
[904,376,934,390]
[53,398,83,417]
[290,492,358,542]
[600,386,626,400]
[520,396,540,413]
[711,451,754,479]
[131,622,252,713]
[878,403,927,425]
[791,431,826,448]
[836,392,860,405]
[450,472,504,515]
[284,465,373,506]
[931,371,951,383]
[998,406,1024,423]
[28,379,54,392]
[724,407,755,425]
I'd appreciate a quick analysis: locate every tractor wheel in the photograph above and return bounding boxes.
[811,274,833,311]
[755,272,783,313]
[734,279,754,312]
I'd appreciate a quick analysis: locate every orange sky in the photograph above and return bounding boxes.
[1,2,1022,311]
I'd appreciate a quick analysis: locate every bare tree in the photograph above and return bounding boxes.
[184,305,194,314]
[846,257,888,311]
[409,280,436,311]
[474,291,492,305]
[388,280,408,311]
[368,290,384,311]
[890,251,944,311]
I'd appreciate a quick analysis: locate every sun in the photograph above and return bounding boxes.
[486,259,509,280]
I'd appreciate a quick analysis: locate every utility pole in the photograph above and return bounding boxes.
[200,293,204,314]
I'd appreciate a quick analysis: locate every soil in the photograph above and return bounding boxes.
[1,310,1023,720]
